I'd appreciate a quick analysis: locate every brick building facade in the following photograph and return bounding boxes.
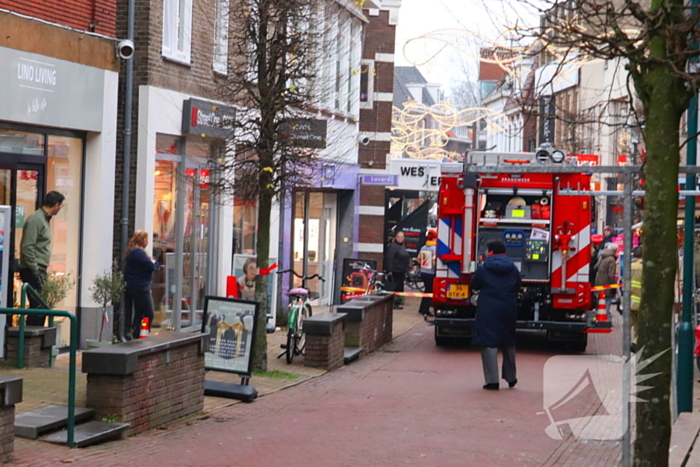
[112,0,239,333]
[0,0,117,35]
[356,1,402,269]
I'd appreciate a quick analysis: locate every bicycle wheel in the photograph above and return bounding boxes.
[286,306,298,364]
[296,303,312,353]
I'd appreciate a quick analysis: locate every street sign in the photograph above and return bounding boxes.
[360,174,398,186]
[279,119,327,148]
[201,296,259,376]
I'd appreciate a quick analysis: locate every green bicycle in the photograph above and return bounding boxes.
[277,270,324,364]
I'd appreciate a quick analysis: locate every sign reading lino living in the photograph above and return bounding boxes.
[280,119,327,149]
[182,98,236,139]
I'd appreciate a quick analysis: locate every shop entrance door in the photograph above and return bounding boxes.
[152,150,214,332]
[293,191,337,306]
[179,164,211,330]
[0,166,44,309]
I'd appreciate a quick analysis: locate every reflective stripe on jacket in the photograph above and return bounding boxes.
[630,258,642,311]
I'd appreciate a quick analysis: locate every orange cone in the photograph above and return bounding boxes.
[139,318,151,338]
[587,290,612,333]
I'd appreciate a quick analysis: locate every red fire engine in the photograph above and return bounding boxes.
[432,150,611,350]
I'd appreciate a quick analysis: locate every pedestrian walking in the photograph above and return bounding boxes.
[595,243,618,320]
[19,191,65,326]
[471,239,521,390]
[385,230,409,309]
[124,230,157,339]
[417,229,437,317]
[630,246,643,353]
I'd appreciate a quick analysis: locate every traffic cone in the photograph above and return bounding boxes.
[596,290,609,323]
[139,318,151,338]
[587,290,612,333]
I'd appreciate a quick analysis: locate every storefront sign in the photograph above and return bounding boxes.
[575,154,600,166]
[182,98,236,139]
[539,95,556,144]
[361,174,398,186]
[388,159,442,191]
[202,296,259,376]
[0,46,105,132]
[340,259,377,303]
[279,119,327,149]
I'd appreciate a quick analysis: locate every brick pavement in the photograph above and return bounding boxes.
[7,304,625,467]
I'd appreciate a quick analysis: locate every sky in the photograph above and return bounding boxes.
[393,0,536,94]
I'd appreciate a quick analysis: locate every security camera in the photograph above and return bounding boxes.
[357,134,371,146]
[117,39,135,60]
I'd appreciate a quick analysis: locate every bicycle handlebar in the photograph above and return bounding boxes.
[276,269,326,282]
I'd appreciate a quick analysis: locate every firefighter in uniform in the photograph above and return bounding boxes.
[630,246,643,353]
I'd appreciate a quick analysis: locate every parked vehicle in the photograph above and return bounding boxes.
[431,150,612,350]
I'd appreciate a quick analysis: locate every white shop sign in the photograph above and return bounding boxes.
[388,159,443,191]
[0,46,105,131]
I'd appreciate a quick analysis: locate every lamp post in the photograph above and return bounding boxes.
[679,95,697,413]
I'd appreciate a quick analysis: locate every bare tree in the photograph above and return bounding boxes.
[510,0,700,463]
[214,0,333,371]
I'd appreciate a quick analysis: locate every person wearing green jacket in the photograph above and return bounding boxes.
[19,191,64,325]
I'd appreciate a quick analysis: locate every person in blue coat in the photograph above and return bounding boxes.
[470,239,521,390]
[124,230,158,339]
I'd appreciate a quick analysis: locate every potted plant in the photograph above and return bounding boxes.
[87,261,125,348]
[37,272,76,309]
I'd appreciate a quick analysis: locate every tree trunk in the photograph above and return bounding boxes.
[633,62,686,466]
[252,185,273,372]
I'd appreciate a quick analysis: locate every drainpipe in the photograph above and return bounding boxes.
[118,0,136,341]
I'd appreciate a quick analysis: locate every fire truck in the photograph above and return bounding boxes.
[432,149,612,350]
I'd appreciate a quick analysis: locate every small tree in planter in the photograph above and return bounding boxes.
[89,261,125,344]
[38,272,76,309]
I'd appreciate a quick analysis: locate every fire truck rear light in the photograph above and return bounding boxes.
[440,254,461,262]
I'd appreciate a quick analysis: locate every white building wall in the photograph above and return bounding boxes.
[81,69,119,307]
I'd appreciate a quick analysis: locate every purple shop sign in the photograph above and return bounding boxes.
[361,174,398,186]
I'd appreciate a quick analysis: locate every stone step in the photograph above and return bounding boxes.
[15,405,96,439]
[344,347,363,364]
[43,421,130,448]
[670,412,700,466]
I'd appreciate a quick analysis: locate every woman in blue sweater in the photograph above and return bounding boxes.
[124,230,157,339]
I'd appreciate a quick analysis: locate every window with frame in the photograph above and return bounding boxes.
[213,0,230,74]
[162,0,193,64]
[359,60,374,109]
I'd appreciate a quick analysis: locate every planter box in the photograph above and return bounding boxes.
[337,293,394,357]
[82,332,207,436]
[0,327,56,368]
[302,313,346,370]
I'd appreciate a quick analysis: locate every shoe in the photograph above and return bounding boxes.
[483,383,499,390]
[508,379,517,388]
[630,343,637,354]
[394,305,404,310]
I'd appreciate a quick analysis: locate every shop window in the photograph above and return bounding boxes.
[234,198,257,255]
[0,129,44,155]
[162,0,193,64]
[213,0,230,74]
[46,136,82,304]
